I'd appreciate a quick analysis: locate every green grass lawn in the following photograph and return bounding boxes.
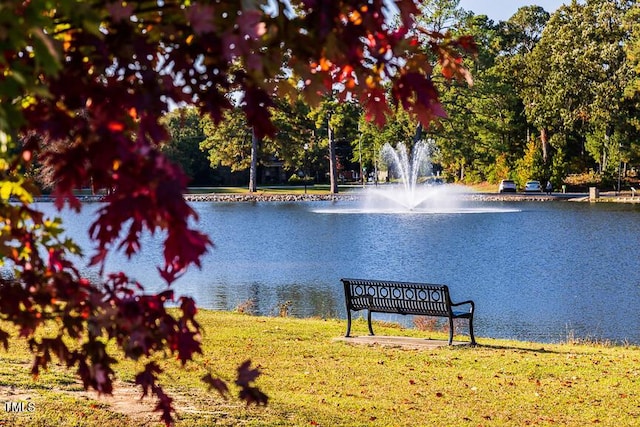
[1,311,639,426]
[185,185,366,195]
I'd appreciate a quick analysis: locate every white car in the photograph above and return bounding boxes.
[524,180,542,192]
[498,179,517,193]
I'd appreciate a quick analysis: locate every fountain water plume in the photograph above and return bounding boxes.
[313,139,520,215]
[374,140,436,211]
[382,141,432,204]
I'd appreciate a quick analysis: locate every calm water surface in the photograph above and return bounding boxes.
[36,199,640,344]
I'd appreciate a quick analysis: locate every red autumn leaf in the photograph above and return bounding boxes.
[363,88,392,127]
[392,72,447,126]
[184,4,216,35]
[175,328,202,365]
[180,297,199,325]
[396,1,420,28]
[242,87,277,139]
[106,2,135,23]
[236,10,266,39]
[236,360,261,386]
[223,34,242,61]
[135,362,163,398]
[457,35,477,55]
[107,121,125,132]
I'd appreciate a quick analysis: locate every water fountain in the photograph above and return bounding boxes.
[360,140,469,213]
[314,140,517,214]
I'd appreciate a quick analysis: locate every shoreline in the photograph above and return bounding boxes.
[31,189,640,204]
[181,192,562,203]
[173,191,640,204]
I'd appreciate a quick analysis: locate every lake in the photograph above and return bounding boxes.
[34,197,640,344]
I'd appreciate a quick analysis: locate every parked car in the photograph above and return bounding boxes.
[498,179,517,193]
[524,180,542,192]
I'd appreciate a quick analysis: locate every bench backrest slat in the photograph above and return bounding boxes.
[342,278,451,316]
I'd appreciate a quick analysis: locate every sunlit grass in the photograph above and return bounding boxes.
[1,311,639,426]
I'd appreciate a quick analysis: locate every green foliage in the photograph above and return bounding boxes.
[426,5,533,184]
[624,4,640,97]
[461,167,483,184]
[200,108,252,172]
[307,97,363,189]
[585,128,624,174]
[409,0,640,186]
[523,0,639,166]
[287,174,313,185]
[549,146,568,188]
[515,138,545,185]
[268,97,315,172]
[161,107,217,185]
[486,153,511,183]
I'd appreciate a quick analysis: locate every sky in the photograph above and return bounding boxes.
[458,0,569,22]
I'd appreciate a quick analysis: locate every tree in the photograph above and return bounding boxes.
[161,107,217,186]
[308,97,363,191]
[249,129,260,192]
[268,97,315,177]
[515,137,546,186]
[497,5,549,56]
[415,0,472,34]
[496,6,550,165]
[315,103,342,193]
[522,0,637,176]
[624,3,640,98]
[200,108,254,174]
[200,97,319,186]
[0,1,474,425]
[434,13,503,182]
[420,7,520,183]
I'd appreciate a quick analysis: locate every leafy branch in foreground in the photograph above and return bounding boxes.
[0,0,474,424]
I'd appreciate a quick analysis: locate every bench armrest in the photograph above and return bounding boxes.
[450,300,474,312]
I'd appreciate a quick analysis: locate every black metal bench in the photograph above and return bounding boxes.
[341,278,476,345]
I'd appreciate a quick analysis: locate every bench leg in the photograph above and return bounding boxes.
[448,317,454,345]
[469,316,476,345]
[345,310,352,337]
[367,310,375,335]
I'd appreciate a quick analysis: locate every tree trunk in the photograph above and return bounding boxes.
[540,128,549,163]
[249,129,259,193]
[328,120,339,194]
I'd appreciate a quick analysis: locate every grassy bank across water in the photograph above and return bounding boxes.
[1,311,639,426]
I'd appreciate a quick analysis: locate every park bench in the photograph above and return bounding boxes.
[341,278,476,345]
